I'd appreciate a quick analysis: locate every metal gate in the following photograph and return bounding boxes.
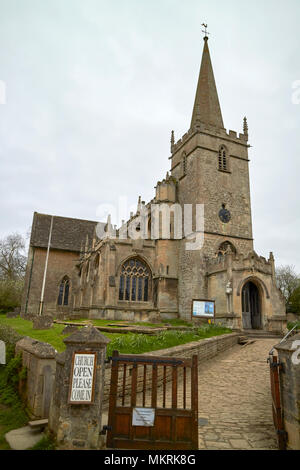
[106,351,198,450]
[268,354,287,450]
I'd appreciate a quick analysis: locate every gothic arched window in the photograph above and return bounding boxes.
[58,276,70,306]
[119,258,151,302]
[218,146,228,171]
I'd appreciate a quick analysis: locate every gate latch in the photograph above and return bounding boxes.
[100,425,112,435]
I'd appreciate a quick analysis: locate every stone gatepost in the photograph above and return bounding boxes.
[49,325,110,449]
[275,332,300,450]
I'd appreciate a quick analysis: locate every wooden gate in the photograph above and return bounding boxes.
[268,354,287,450]
[106,351,198,450]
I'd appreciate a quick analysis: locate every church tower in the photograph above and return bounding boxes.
[170,34,254,320]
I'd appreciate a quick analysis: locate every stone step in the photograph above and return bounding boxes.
[234,329,283,339]
[28,419,48,430]
[5,426,45,450]
[243,330,283,339]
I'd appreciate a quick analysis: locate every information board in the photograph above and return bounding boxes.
[192,299,215,318]
[68,352,97,404]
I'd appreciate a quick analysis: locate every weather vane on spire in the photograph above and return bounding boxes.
[201,23,210,40]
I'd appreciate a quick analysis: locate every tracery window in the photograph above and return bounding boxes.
[218,146,228,171]
[119,258,151,302]
[58,276,70,306]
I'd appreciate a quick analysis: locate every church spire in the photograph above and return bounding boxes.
[190,35,224,130]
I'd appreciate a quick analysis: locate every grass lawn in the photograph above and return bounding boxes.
[0,315,68,352]
[105,324,232,357]
[57,318,193,328]
[0,314,232,356]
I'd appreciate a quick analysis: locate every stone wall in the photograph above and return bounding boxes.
[275,333,300,450]
[15,337,56,419]
[14,331,238,425]
[102,332,239,403]
[21,246,80,318]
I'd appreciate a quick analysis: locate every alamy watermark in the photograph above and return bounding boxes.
[0,80,6,104]
[95,200,205,251]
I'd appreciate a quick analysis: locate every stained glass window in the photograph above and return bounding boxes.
[118,258,151,302]
[58,277,70,306]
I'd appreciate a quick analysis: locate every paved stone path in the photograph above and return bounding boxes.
[103,338,279,450]
[195,339,277,450]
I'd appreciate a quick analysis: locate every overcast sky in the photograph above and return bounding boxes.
[0,0,299,272]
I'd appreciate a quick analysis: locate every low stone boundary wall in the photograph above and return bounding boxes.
[275,332,300,450]
[14,332,239,419]
[15,337,56,419]
[103,332,239,404]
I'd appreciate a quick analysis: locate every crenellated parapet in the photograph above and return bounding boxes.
[154,172,177,203]
[205,250,273,277]
[171,122,248,158]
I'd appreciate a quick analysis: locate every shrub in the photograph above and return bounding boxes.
[0,279,24,312]
[0,324,24,346]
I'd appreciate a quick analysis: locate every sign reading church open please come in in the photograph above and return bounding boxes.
[68,352,97,404]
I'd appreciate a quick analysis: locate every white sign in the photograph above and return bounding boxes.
[132,408,155,427]
[69,352,96,404]
[0,80,6,105]
[192,300,215,318]
[0,341,5,365]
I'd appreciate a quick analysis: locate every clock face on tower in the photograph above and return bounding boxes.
[219,205,231,223]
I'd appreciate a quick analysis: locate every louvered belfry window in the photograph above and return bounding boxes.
[119,258,151,302]
[218,146,228,171]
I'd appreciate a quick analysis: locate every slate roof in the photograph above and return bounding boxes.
[30,212,99,252]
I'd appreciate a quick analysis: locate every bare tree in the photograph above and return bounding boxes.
[0,233,27,281]
[276,265,300,307]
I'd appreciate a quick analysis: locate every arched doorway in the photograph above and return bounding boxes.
[242,281,261,330]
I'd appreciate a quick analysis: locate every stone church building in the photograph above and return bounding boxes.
[21,36,286,332]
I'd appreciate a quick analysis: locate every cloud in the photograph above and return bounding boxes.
[0,0,299,272]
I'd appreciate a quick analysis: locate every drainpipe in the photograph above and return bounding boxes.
[39,216,54,316]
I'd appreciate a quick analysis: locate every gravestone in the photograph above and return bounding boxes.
[61,325,79,335]
[33,315,53,330]
[0,340,5,364]
[6,307,20,318]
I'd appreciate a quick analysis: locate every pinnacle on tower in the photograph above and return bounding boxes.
[243,116,249,139]
[137,196,142,214]
[191,36,224,130]
[170,130,175,153]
